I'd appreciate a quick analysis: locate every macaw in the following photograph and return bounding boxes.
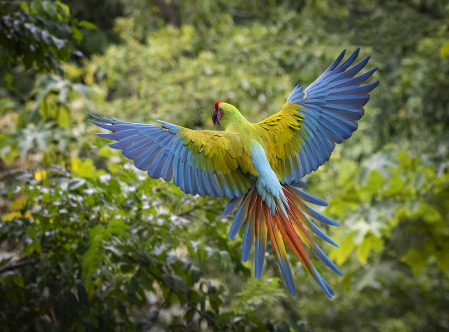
[90,48,378,298]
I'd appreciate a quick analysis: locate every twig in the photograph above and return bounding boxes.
[349,4,374,13]
[151,289,173,322]
[381,223,400,257]
[125,255,215,324]
[422,219,442,251]
[232,10,257,18]
[177,205,201,217]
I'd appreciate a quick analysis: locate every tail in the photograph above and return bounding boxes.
[224,182,342,298]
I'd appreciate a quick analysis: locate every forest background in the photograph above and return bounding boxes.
[1,0,449,331]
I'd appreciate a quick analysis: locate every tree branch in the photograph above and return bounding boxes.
[0,254,29,274]
[176,205,201,217]
[152,0,181,28]
[232,10,257,18]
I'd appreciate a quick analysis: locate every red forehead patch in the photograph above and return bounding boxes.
[215,102,222,111]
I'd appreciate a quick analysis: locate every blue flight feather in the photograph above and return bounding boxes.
[156,120,180,134]
[184,165,192,194]
[178,161,186,193]
[255,200,265,279]
[172,157,180,187]
[219,173,234,199]
[328,56,370,83]
[228,189,254,239]
[134,146,163,171]
[312,266,333,299]
[200,171,214,196]
[161,152,174,181]
[209,172,225,197]
[95,129,136,140]
[330,81,379,95]
[279,257,296,297]
[223,195,245,216]
[89,114,116,125]
[193,170,205,196]
[289,187,328,206]
[333,48,359,73]
[91,120,133,132]
[289,181,309,189]
[147,151,167,179]
[122,140,153,160]
[241,214,254,263]
[189,168,197,195]
[329,67,377,89]
[304,205,340,226]
[312,245,344,276]
[326,94,370,107]
[322,104,365,121]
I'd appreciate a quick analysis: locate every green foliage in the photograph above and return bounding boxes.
[0,159,299,331]
[0,1,96,77]
[324,146,449,273]
[1,0,449,331]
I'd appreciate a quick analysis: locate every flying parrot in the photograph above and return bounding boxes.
[90,48,378,298]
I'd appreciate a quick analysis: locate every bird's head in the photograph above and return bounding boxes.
[212,102,243,130]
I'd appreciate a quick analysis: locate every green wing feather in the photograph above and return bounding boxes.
[91,115,256,199]
[255,49,378,183]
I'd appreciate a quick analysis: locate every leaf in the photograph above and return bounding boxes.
[435,245,449,270]
[13,274,24,287]
[72,26,83,42]
[35,240,42,254]
[0,98,15,113]
[89,224,106,241]
[35,170,47,181]
[78,21,98,30]
[185,309,195,323]
[71,157,104,178]
[383,174,405,196]
[31,0,45,16]
[105,246,123,257]
[440,40,449,58]
[191,267,201,284]
[162,274,175,289]
[416,203,441,223]
[329,233,355,265]
[108,218,129,235]
[402,249,427,276]
[72,83,95,108]
[356,233,383,264]
[55,1,70,16]
[397,151,411,169]
[19,1,30,12]
[68,178,86,190]
[42,1,58,21]
[58,107,71,128]
[4,73,13,84]
[163,274,190,292]
[52,36,66,50]
[10,196,27,211]
[364,170,386,195]
[209,293,223,313]
[98,145,113,157]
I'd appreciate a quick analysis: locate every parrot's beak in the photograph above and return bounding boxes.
[212,109,219,125]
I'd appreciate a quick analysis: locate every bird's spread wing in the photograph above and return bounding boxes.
[255,48,379,183]
[90,115,257,199]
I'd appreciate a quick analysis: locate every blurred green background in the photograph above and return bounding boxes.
[1,0,449,331]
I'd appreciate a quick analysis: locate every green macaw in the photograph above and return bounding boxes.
[91,48,378,297]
